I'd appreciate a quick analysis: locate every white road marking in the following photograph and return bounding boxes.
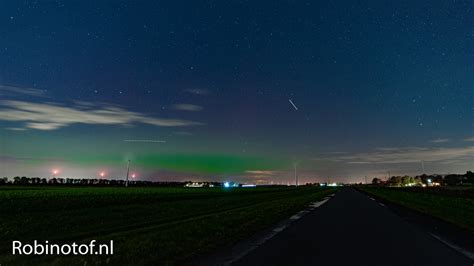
[430,233,474,261]
[369,197,375,201]
[224,195,333,265]
[290,215,301,220]
[273,226,286,233]
[309,199,329,208]
[290,210,310,220]
[379,203,386,207]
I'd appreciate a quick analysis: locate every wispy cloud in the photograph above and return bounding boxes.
[172,104,203,112]
[174,131,193,136]
[124,140,167,143]
[0,85,47,97]
[334,146,474,164]
[464,136,474,142]
[245,170,278,175]
[0,100,203,130]
[184,89,209,95]
[244,170,281,180]
[430,138,450,143]
[0,155,64,162]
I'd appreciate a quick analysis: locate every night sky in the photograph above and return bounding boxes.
[0,1,473,184]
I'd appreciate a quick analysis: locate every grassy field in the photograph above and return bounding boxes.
[359,186,474,232]
[0,186,335,265]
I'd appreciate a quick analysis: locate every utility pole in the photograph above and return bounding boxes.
[126,160,130,187]
[365,176,368,185]
[421,160,425,175]
[388,171,391,182]
[294,163,298,187]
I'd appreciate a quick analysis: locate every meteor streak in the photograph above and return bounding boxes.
[289,99,298,111]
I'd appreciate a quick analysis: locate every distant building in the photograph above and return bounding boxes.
[184,182,215,188]
[185,182,206,188]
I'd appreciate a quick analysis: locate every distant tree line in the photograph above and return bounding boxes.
[0,176,217,187]
[371,171,474,187]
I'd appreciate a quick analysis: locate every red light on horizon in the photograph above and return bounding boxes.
[100,171,106,178]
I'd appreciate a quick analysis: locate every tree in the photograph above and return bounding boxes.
[444,174,461,186]
[372,178,381,185]
[389,176,403,186]
[466,171,474,184]
[414,176,423,185]
[401,175,414,186]
[20,176,30,185]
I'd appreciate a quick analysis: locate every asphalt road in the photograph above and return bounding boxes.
[233,188,472,266]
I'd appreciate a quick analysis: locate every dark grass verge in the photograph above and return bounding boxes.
[357,186,474,231]
[0,187,335,265]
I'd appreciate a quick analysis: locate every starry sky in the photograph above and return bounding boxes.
[0,1,473,184]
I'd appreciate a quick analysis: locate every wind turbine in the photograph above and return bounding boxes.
[294,163,298,187]
[125,160,130,187]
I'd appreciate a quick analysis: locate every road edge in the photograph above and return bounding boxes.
[355,187,474,262]
[194,192,337,266]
